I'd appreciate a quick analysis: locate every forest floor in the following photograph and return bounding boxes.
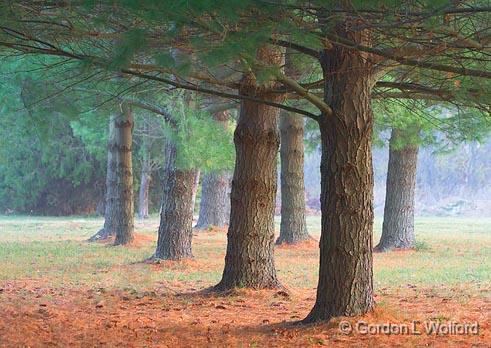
[0,216,489,347]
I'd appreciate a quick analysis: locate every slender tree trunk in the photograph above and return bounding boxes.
[215,47,283,290]
[138,119,152,219]
[276,112,310,244]
[376,128,419,251]
[138,145,151,219]
[138,167,151,219]
[88,115,117,242]
[191,170,200,217]
[196,110,231,229]
[195,171,230,229]
[113,103,135,246]
[154,139,196,260]
[304,29,375,322]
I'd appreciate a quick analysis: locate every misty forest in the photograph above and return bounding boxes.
[0,1,490,347]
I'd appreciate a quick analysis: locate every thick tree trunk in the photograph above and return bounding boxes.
[304,29,375,322]
[88,115,117,242]
[215,47,283,290]
[196,110,231,229]
[154,139,196,260]
[276,112,310,245]
[376,128,419,251]
[113,104,135,246]
[195,171,230,229]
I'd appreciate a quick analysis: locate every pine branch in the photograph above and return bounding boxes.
[273,71,332,116]
[325,33,491,79]
[0,39,319,120]
[269,38,321,59]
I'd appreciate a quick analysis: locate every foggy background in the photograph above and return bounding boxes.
[304,137,491,218]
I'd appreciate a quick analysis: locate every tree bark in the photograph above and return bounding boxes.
[276,112,310,244]
[196,110,231,229]
[88,115,117,242]
[113,103,135,246]
[376,128,419,251]
[137,119,152,219]
[154,139,196,260]
[191,170,200,217]
[215,47,283,291]
[138,166,151,219]
[195,171,230,229]
[304,28,375,322]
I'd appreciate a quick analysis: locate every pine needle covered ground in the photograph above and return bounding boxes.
[0,216,489,347]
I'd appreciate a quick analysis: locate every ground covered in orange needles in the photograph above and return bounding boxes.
[0,280,489,347]
[0,216,490,347]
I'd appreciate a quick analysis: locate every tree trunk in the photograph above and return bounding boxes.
[376,128,419,251]
[196,110,231,229]
[138,148,151,219]
[304,29,375,322]
[215,47,283,290]
[88,115,117,242]
[154,139,196,260]
[195,171,230,229]
[191,170,200,217]
[138,167,151,219]
[113,103,135,246]
[276,112,310,244]
[138,120,152,219]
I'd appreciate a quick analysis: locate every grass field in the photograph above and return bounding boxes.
[0,215,490,347]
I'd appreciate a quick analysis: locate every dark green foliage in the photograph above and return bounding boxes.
[0,56,107,214]
[109,29,149,70]
[0,110,105,215]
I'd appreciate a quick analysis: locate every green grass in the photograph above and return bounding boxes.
[0,215,490,296]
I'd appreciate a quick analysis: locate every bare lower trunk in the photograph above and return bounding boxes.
[276,112,310,245]
[215,47,283,290]
[305,29,375,322]
[138,124,152,219]
[376,128,419,251]
[138,158,151,219]
[113,104,135,246]
[191,170,200,216]
[89,115,117,242]
[154,139,196,260]
[195,171,230,229]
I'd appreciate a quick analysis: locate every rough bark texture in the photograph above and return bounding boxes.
[276,112,310,245]
[196,111,231,229]
[88,115,117,242]
[305,28,375,322]
[215,47,283,290]
[376,128,419,251]
[154,139,196,260]
[113,104,135,246]
[195,172,230,229]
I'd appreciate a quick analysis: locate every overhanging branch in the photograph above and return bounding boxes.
[325,33,491,79]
